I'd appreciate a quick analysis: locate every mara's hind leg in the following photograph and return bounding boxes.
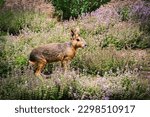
[34,59,47,77]
[28,60,36,72]
[28,60,36,65]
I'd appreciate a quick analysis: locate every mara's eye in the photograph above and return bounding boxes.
[76,39,80,41]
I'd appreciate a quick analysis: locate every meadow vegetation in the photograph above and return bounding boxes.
[0,0,150,99]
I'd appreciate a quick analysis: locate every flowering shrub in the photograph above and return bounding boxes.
[131,0,150,32]
[75,0,150,49]
[132,1,150,22]
[0,67,150,100]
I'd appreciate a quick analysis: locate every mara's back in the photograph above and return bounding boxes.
[29,43,66,63]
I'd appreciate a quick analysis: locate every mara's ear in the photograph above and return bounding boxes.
[74,27,80,34]
[71,29,75,37]
[71,27,80,37]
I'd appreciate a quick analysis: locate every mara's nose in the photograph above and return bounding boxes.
[84,44,88,47]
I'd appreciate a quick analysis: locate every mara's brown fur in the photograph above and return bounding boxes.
[29,28,87,77]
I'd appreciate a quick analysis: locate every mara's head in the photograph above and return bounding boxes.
[70,28,87,49]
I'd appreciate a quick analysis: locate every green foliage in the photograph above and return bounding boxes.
[50,0,110,19]
[111,77,150,99]
[0,37,10,76]
[101,34,150,50]
[0,11,26,34]
[101,35,124,50]
[121,77,131,91]
[118,6,130,21]
[0,0,5,7]
[15,56,27,67]
[101,23,150,50]
[0,36,31,77]
[0,10,57,34]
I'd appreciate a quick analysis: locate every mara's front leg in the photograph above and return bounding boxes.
[61,60,70,74]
